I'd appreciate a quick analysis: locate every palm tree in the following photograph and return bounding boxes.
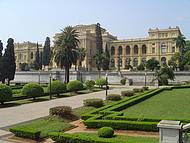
[54,26,79,83]
[94,52,105,78]
[76,47,86,70]
[174,34,186,54]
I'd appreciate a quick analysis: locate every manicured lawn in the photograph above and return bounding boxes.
[123,88,190,120]
[10,116,75,138]
[58,133,159,143]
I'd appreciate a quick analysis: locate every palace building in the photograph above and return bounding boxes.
[15,24,181,71]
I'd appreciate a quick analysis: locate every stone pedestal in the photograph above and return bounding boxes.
[157,120,182,143]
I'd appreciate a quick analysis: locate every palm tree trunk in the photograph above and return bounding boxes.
[98,70,100,78]
[66,67,70,83]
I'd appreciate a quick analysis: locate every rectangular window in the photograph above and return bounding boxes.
[172,47,175,53]
[152,47,155,53]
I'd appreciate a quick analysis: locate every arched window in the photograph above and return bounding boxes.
[161,43,167,54]
[134,45,138,55]
[110,59,115,67]
[142,45,147,54]
[111,46,115,56]
[31,52,33,59]
[133,58,138,67]
[161,57,166,65]
[126,46,130,55]
[118,46,122,55]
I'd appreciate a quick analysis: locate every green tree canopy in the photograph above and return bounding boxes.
[42,37,51,66]
[146,58,159,71]
[54,26,79,83]
[1,38,16,85]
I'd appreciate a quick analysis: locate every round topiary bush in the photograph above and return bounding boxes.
[120,78,126,85]
[121,90,134,97]
[49,106,72,117]
[106,94,121,101]
[47,80,66,96]
[95,78,107,88]
[67,80,83,92]
[83,98,103,107]
[0,84,12,104]
[22,83,44,99]
[98,127,114,138]
[85,80,95,90]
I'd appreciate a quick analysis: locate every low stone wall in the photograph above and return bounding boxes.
[12,71,190,85]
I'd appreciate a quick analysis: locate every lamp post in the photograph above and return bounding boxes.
[49,73,52,100]
[105,73,108,98]
[144,70,147,87]
[38,71,40,85]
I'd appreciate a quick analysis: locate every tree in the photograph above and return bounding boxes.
[0,40,3,81]
[1,38,16,85]
[168,57,177,71]
[42,37,51,68]
[174,34,186,54]
[54,26,79,83]
[33,43,41,70]
[153,66,175,86]
[95,23,104,76]
[94,52,105,78]
[76,47,86,70]
[146,58,159,71]
[102,43,110,71]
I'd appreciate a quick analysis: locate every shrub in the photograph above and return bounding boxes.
[106,94,121,101]
[85,80,95,90]
[67,80,83,92]
[120,78,126,85]
[121,90,134,96]
[137,63,145,71]
[49,106,72,117]
[84,98,104,107]
[0,84,12,104]
[142,86,149,90]
[98,127,114,138]
[9,127,40,140]
[96,78,107,88]
[47,80,66,96]
[22,83,44,99]
[133,88,144,93]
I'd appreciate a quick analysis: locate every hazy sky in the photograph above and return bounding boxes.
[0,0,190,45]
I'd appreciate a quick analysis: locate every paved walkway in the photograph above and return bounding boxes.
[0,86,137,137]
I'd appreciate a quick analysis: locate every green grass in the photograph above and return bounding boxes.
[63,133,158,143]
[10,116,75,138]
[123,88,190,120]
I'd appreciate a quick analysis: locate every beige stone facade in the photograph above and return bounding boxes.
[61,24,181,70]
[109,27,181,69]
[15,24,182,71]
[15,42,43,69]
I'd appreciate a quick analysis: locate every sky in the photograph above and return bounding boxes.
[0,0,190,46]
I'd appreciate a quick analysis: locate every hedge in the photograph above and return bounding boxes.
[0,84,12,104]
[84,119,158,131]
[49,132,127,143]
[10,127,40,140]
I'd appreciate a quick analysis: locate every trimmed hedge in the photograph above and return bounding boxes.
[121,90,134,96]
[142,86,149,90]
[49,132,127,143]
[0,84,12,104]
[10,127,40,140]
[96,78,107,88]
[84,98,104,108]
[22,83,44,99]
[67,80,83,92]
[49,106,72,117]
[133,88,144,93]
[106,94,121,101]
[47,80,66,96]
[98,127,114,138]
[120,78,126,85]
[85,80,95,90]
[84,119,158,131]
